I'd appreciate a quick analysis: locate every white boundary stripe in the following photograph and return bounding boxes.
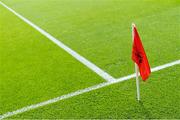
[151,60,180,72]
[0,60,179,119]
[116,60,180,81]
[0,1,115,82]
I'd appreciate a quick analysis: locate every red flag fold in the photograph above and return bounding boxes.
[132,24,151,81]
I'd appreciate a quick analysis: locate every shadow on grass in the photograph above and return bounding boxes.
[138,101,153,119]
[124,100,153,119]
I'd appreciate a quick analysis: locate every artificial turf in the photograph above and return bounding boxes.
[0,0,180,119]
[0,4,104,114]
[11,65,180,119]
[1,0,180,78]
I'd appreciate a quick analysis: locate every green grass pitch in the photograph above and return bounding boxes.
[0,0,180,119]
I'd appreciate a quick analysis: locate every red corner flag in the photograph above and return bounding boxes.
[132,24,151,81]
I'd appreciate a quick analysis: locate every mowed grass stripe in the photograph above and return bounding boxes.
[1,60,179,119]
[6,64,180,119]
[2,0,179,78]
[0,4,104,115]
[1,0,179,119]
[0,1,115,82]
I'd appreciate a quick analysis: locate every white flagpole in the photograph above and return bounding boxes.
[132,23,140,101]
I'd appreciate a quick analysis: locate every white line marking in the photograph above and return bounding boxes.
[0,0,180,119]
[0,1,115,82]
[116,60,180,81]
[151,60,180,72]
[0,60,179,119]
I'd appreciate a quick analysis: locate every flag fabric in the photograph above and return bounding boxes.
[132,24,151,81]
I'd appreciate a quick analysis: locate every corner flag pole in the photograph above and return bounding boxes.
[132,23,140,101]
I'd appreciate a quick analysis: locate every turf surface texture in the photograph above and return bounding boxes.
[0,0,180,119]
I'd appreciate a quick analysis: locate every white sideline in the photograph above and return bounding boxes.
[0,1,115,82]
[116,60,180,81]
[0,60,179,119]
